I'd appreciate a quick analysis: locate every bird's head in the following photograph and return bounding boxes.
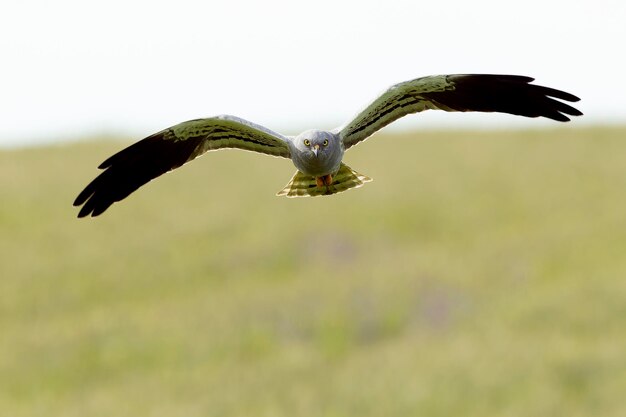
[291,130,343,176]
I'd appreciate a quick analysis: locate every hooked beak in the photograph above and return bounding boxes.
[312,144,319,157]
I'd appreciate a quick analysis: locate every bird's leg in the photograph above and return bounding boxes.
[315,174,333,188]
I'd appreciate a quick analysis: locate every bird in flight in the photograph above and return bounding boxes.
[74,74,582,217]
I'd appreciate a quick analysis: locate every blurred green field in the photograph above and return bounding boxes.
[1,126,625,417]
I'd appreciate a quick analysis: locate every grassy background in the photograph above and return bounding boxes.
[1,126,625,416]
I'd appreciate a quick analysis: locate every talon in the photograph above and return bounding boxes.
[315,174,333,188]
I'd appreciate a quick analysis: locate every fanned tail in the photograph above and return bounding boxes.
[277,163,372,198]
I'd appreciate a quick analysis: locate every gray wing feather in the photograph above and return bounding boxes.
[338,74,582,150]
[74,115,290,217]
[180,115,291,158]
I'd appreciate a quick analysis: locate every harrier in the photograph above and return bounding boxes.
[74,74,582,217]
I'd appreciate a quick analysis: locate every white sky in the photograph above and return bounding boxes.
[1,0,624,147]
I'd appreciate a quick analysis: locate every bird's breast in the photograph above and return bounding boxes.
[292,149,343,177]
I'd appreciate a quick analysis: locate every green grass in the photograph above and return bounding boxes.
[1,126,625,416]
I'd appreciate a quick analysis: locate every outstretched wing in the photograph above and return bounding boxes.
[74,115,291,217]
[339,74,582,150]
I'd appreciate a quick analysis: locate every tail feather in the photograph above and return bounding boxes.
[277,163,372,197]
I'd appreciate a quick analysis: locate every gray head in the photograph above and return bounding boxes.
[289,130,344,177]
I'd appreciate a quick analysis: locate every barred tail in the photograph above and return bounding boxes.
[277,163,372,198]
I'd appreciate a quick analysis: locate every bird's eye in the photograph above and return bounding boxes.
[323,139,329,146]
[303,139,310,146]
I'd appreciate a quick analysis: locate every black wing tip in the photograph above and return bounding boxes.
[74,130,199,219]
[74,194,104,218]
[566,108,584,118]
[76,209,91,218]
[550,103,584,122]
[75,202,91,218]
[452,74,535,84]
[73,187,91,207]
[565,94,582,103]
[452,73,582,122]
[554,114,573,122]
[73,176,103,217]
[456,74,581,99]
[537,108,583,123]
[75,196,113,218]
[541,87,581,104]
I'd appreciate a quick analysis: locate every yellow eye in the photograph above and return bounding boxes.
[303,139,310,146]
[323,139,329,146]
